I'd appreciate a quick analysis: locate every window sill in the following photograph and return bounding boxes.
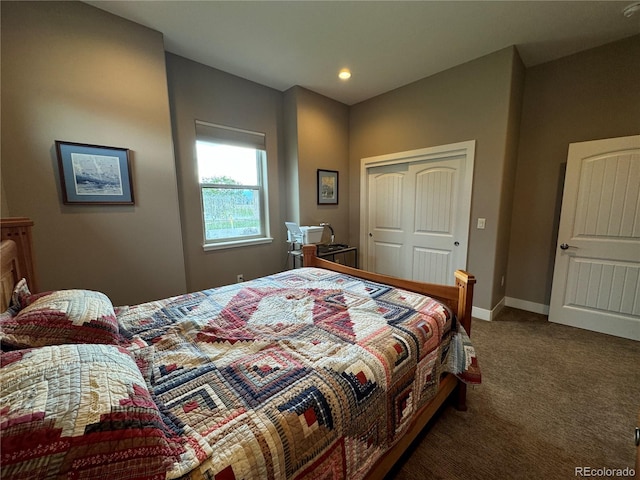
[203,237,274,251]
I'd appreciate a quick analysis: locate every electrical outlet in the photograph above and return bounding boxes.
[237,274,244,283]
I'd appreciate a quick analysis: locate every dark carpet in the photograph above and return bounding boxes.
[388,307,640,479]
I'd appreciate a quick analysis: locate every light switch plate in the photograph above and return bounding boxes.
[477,218,486,229]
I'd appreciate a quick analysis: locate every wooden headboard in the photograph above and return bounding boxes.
[1,217,37,294]
[1,218,37,311]
[0,239,21,311]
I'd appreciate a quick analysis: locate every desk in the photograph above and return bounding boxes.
[289,245,358,269]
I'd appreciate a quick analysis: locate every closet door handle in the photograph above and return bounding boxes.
[560,243,576,250]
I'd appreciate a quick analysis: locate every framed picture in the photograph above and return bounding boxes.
[55,141,134,205]
[317,169,339,205]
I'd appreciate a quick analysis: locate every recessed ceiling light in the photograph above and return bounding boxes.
[338,69,351,80]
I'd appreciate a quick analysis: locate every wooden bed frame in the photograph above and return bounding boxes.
[0,223,476,480]
[303,245,476,479]
[1,217,37,294]
[1,239,21,311]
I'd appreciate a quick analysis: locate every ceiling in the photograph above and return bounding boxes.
[87,1,639,105]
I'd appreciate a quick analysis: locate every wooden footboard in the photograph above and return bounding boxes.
[302,244,476,479]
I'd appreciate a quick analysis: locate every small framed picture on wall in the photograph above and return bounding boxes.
[317,169,338,205]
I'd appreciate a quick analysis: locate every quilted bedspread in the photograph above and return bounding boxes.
[115,267,480,480]
[1,267,480,480]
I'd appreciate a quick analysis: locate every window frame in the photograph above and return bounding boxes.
[195,121,272,251]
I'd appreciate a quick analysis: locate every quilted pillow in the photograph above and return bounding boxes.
[0,344,182,479]
[0,289,120,348]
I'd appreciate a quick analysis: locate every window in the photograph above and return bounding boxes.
[195,121,271,249]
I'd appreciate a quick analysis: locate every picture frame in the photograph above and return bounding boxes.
[55,141,134,205]
[317,169,339,205]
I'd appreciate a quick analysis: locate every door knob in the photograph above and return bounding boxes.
[454,241,460,246]
[369,233,373,237]
[560,243,576,250]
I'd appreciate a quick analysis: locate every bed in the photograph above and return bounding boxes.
[0,224,480,480]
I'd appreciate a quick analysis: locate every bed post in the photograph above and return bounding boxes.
[454,270,475,335]
[302,244,318,267]
[453,270,476,411]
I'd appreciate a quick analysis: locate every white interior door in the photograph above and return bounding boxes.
[362,141,474,285]
[367,163,407,278]
[549,135,640,341]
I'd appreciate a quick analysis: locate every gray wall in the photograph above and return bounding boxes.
[283,89,302,225]
[286,87,351,244]
[497,52,526,307]
[349,47,523,312]
[506,35,640,307]
[1,1,186,305]
[165,53,289,291]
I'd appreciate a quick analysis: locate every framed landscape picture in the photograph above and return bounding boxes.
[317,169,338,205]
[55,141,134,205]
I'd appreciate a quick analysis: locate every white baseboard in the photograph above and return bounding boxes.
[504,297,550,315]
[472,297,505,321]
[471,297,549,321]
[472,307,491,321]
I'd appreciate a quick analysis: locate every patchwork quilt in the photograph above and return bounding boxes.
[1,267,480,480]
